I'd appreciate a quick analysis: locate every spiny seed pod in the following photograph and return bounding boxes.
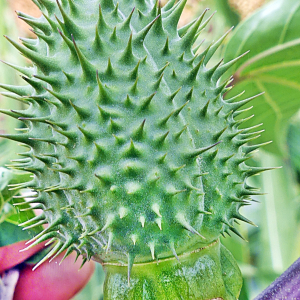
[0,0,272,299]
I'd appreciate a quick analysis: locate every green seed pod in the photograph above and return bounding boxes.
[0,0,271,299]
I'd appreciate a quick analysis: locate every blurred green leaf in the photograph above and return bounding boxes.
[0,0,25,165]
[0,168,42,247]
[221,150,300,299]
[0,221,35,247]
[7,195,40,226]
[0,167,41,236]
[0,167,19,217]
[0,168,31,211]
[24,245,53,265]
[213,0,240,27]
[223,0,300,155]
[71,263,105,300]
[0,202,16,223]
[250,151,300,297]
[287,111,300,182]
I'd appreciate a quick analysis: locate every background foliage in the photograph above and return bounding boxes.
[0,0,299,299]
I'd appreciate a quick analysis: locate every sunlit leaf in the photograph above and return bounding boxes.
[223,0,300,155]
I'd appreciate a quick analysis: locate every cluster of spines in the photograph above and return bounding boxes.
[0,0,275,283]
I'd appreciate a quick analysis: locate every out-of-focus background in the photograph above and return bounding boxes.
[1,0,300,299]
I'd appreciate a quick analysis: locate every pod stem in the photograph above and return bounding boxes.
[102,240,242,300]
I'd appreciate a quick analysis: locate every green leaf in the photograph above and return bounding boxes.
[0,166,43,247]
[0,168,31,208]
[0,202,17,223]
[223,0,300,155]
[287,111,300,182]
[0,221,35,247]
[0,0,25,165]
[6,196,40,227]
[0,168,16,216]
[71,264,105,300]
[24,245,53,265]
[0,167,14,191]
[0,167,38,230]
[251,151,300,295]
[213,0,240,27]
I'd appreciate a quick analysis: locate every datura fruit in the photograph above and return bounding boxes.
[0,0,271,299]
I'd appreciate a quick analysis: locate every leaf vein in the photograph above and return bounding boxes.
[278,2,300,44]
[236,38,300,77]
[246,60,300,76]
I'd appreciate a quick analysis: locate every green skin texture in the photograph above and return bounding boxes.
[0,0,268,299]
